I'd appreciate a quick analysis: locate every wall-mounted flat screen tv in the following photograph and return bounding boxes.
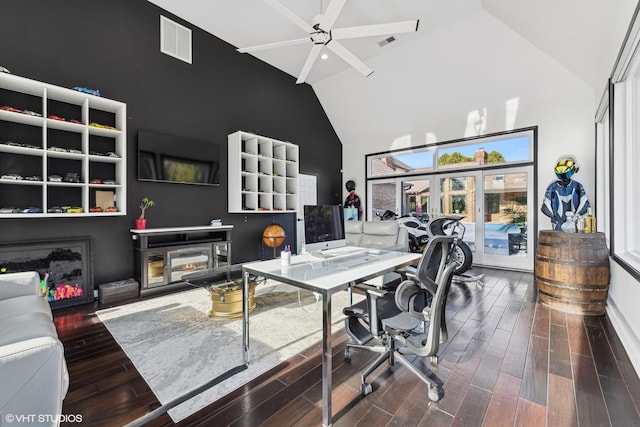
[138,130,220,186]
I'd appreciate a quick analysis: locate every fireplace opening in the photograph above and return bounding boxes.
[168,245,212,283]
[0,238,93,309]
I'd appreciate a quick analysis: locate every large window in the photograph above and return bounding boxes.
[367,131,532,179]
[603,12,640,279]
[366,128,536,271]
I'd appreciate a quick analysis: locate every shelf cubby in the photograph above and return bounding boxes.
[228,131,299,214]
[0,72,126,218]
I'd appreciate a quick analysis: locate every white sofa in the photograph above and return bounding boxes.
[345,220,409,252]
[0,271,69,426]
[345,221,409,288]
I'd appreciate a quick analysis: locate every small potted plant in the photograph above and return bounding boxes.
[135,197,155,230]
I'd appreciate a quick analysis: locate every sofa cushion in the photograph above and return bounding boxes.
[0,271,41,300]
[0,312,59,347]
[0,295,52,322]
[345,220,364,247]
[0,335,69,422]
[360,222,401,249]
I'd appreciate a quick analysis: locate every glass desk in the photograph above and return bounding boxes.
[241,247,421,427]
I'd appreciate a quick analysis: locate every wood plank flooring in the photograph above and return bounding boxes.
[54,267,640,426]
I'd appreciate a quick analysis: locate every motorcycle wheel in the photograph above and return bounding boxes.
[452,242,473,275]
[408,234,421,253]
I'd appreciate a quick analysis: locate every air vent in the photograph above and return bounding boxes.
[377,36,396,47]
[160,16,192,64]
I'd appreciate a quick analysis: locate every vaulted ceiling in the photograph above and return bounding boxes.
[147,0,636,146]
[148,0,632,89]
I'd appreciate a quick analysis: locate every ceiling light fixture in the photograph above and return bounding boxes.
[321,53,328,60]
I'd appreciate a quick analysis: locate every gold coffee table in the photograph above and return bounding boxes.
[209,280,257,318]
[183,270,258,318]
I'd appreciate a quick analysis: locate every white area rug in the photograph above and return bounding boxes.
[96,281,360,422]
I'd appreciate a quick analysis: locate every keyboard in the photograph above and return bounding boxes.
[338,257,371,268]
[310,251,335,259]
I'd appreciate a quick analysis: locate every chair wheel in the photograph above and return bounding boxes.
[428,385,444,402]
[344,348,352,361]
[361,382,372,396]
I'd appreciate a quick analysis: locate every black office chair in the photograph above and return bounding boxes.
[343,235,457,401]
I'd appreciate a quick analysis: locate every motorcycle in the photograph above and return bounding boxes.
[376,210,473,275]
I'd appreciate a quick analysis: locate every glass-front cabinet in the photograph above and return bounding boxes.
[144,250,167,288]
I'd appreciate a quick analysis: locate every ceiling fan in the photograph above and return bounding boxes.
[237,0,420,84]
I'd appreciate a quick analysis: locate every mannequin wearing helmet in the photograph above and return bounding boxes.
[541,156,590,230]
[344,180,362,220]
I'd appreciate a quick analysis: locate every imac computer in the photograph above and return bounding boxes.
[303,204,346,254]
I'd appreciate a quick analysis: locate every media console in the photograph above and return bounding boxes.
[130,225,232,294]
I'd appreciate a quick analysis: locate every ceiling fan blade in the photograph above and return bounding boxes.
[332,20,420,40]
[237,38,310,53]
[320,0,347,30]
[265,0,314,33]
[296,44,323,84]
[326,40,373,77]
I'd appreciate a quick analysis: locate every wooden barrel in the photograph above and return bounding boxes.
[535,230,610,316]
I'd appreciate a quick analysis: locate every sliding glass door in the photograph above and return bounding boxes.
[478,166,533,270]
[367,165,534,271]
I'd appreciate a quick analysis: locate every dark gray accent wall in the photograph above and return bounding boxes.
[0,0,343,287]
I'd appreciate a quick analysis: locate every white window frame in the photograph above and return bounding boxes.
[607,9,640,277]
[366,128,534,180]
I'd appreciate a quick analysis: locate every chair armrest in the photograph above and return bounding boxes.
[0,272,41,300]
[0,336,69,419]
[360,285,394,337]
[393,265,416,282]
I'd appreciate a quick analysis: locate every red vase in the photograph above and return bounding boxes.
[135,218,147,230]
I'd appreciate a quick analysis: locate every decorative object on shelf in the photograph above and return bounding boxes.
[560,212,577,233]
[136,197,155,230]
[72,86,101,97]
[583,207,595,233]
[262,223,286,259]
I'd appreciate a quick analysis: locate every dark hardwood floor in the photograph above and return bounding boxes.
[55,267,640,427]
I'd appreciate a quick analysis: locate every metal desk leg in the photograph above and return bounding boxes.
[322,290,332,427]
[243,268,250,364]
[348,281,355,305]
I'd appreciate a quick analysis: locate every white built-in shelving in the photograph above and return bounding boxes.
[228,130,298,213]
[0,72,126,217]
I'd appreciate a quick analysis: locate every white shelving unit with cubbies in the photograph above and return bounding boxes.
[228,130,298,213]
[0,72,126,218]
